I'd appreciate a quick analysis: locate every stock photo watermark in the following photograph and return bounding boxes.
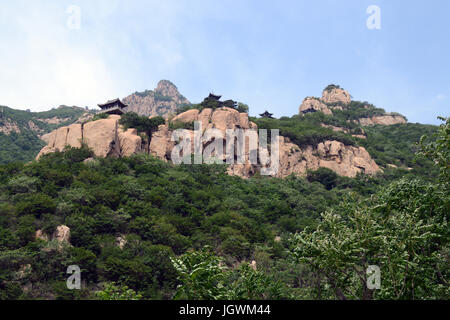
[66,5,81,30]
[67,265,81,290]
[367,5,381,30]
[170,122,280,176]
[366,265,381,290]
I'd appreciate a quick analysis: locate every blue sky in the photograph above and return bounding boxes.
[0,0,448,124]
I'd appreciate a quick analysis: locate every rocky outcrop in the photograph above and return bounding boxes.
[116,235,127,249]
[28,120,42,134]
[83,116,121,157]
[150,107,380,178]
[299,86,351,116]
[299,97,332,115]
[357,114,407,126]
[53,225,71,243]
[37,107,381,179]
[123,80,190,118]
[321,87,351,105]
[277,138,380,178]
[119,128,142,157]
[36,115,142,159]
[0,119,20,135]
[35,225,71,245]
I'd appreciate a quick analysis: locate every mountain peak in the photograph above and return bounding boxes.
[123,80,190,118]
[156,80,177,91]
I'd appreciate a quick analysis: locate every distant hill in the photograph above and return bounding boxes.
[0,105,93,163]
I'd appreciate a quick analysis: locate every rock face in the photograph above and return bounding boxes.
[299,97,332,115]
[53,225,71,243]
[0,119,20,135]
[36,115,142,159]
[150,107,380,178]
[358,114,407,126]
[321,87,351,105]
[299,86,351,116]
[119,128,142,157]
[150,107,257,160]
[276,138,380,178]
[28,120,42,134]
[37,108,382,179]
[83,116,121,157]
[123,80,190,118]
[35,225,71,245]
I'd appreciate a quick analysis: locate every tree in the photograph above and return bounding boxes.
[96,282,142,300]
[237,102,249,113]
[119,112,165,151]
[170,247,283,300]
[170,247,227,300]
[307,168,339,190]
[289,190,446,299]
[418,116,449,184]
[119,112,164,137]
[289,119,450,299]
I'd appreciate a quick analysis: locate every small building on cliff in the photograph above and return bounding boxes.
[97,98,128,115]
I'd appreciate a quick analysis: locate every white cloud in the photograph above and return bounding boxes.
[436,94,446,101]
[0,2,122,110]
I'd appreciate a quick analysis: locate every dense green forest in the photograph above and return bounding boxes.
[0,115,447,300]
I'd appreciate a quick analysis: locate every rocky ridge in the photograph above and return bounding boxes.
[37,108,381,178]
[357,114,407,126]
[299,87,351,115]
[299,86,407,126]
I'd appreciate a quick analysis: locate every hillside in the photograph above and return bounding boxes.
[0,117,447,300]
[0,84,447,300]
[0,106,93,164]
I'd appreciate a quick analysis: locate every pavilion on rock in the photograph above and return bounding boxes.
[97,98,128,115]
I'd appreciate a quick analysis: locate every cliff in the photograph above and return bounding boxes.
[37,115,142,159]
[37,109,381,178]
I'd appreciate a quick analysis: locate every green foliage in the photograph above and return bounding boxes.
[175,96,249,114]
[418,117,450,184]
[253,115,357,147]
[331,101,387,120]
[119,112,165,136]
[324,84,341,92]
[96,282,143,300]
[171,247,282,300]
[0,114,447,300]
[288,124,450,299]
[237,102,249,113]
[171,247,227,300]
[361,123,438,173]
[307,168,339,190]
[289,179,449,300]
[169,120,195,130]
[0,131,45,164]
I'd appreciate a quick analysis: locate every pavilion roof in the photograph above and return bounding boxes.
[98,98,128,109]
